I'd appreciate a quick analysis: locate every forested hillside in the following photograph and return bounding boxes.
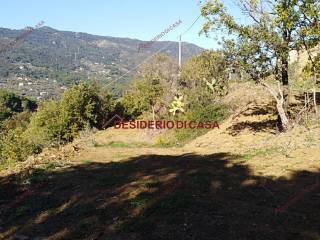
[0,26,203,99]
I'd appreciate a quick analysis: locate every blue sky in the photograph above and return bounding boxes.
[0,0,238,49]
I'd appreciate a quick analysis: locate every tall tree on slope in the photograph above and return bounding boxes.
[200,0,320,130]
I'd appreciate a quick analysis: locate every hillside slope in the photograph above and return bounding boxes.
[0,26,203,98]
[1,82,319,239]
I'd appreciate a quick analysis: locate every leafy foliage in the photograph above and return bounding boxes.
[122,53,179,119]
[181,50,229,94]
[169,95,185,116]
[200,0,320,83]
[0,110,37,166]
[303,53,320,80]
[0,84,117,166]
[0,89,36,122]
[26,84,115,146]
[181,50,229,112]
[200,0,320,129]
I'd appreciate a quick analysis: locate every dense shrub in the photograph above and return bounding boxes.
[0,127,35,166]
[25,100,62,147]
[186,103,230,122]
[122,78,164,118]
[181,50,229,97]
[0,89,37,122]
[26,84,115,146]
[0,84,116,167]
[0,111,37,166]
[171,103,230,146]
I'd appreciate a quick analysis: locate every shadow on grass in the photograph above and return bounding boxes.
[0,152,319,240]
[227,119,278,136]
[228,104,279,135]
[241,105,275,117]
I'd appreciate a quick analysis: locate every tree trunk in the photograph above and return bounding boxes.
[276,98,290,130]
[261,81,290,131]
[313,89,317,116]
[281,55,289,109]
[312,65,317,116]
[281,28,290,110]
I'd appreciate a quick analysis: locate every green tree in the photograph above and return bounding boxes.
[200,0,320,129]
[26,100,62,147]
[0,111,36,165]
[123,53,179,119]
[0,84,116,166]
[0,127,32,165]
[181,50,228,93]
[27,84,113,146]
[123,74,164,119]
[59,84,99,139]
[0,90,36,122]
[181,50,229,109]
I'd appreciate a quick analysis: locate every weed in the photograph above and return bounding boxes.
[242,146,280,160]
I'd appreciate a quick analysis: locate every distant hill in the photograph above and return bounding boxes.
[0,26,203,99]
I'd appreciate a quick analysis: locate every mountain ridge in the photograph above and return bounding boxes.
[0,26,203,99]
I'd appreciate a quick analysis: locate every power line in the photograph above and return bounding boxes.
[179,14,201,37]
[105,41,174,87]
[177,14,202,68]
[106,14,202,87]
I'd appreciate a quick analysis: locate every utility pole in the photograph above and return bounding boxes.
[179,35,182,69]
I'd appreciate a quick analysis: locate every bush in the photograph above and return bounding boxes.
[122,53,179,120]
[26,84,114,146]
[0,84,117,168]
[0,89,37,122]
[0,111,37,167]
[0,127,35,167]
[171,103,230,146]
[181,50,229,97]
[0,111,32,132]
[25,100,62,147]
[186,103,230,122]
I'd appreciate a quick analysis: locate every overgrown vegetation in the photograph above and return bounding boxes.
[0,83,119,168]
[122,52,231,146]
[0,48,233,167]
[0,0,319,171]
[0,89,36,122]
